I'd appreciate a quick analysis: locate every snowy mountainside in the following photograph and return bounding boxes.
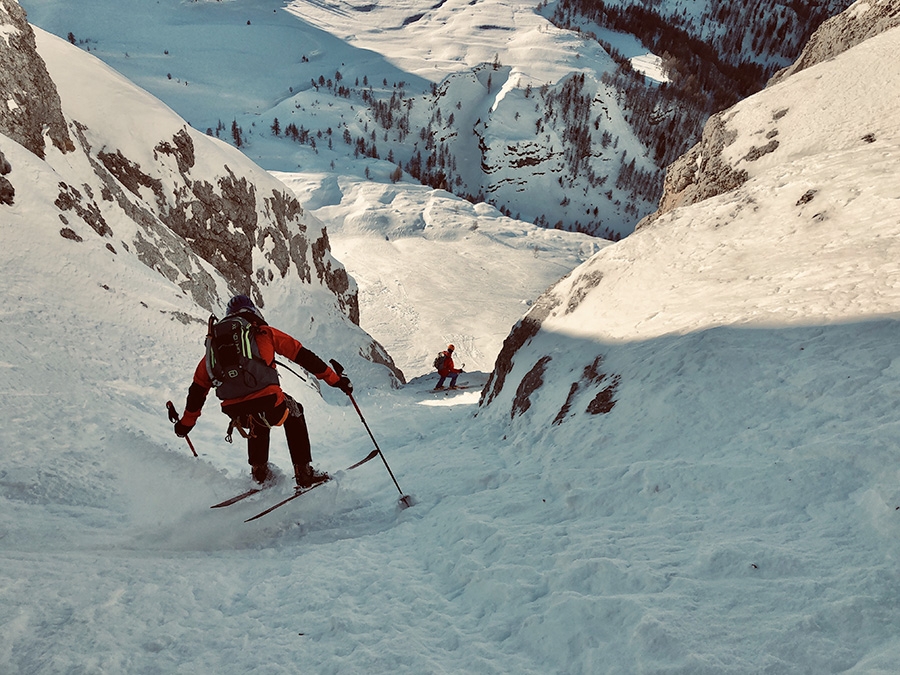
[0,6,401,384]
[281,0,659,237]
[19,0,667,237]
[18,0,855,239]
[642,0,900,225]
[463,26,900,667]
[5,5,900,674]
[480,23,900,427]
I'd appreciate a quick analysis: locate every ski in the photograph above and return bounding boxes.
[244,449,380,522]
[244,479,329,522]
[345,448,379,470]
[210,471,285,508]
[210,487,262,509]
[431,385,472,392]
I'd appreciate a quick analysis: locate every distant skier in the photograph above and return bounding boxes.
[433,344,462,390]
[171,294,353,489]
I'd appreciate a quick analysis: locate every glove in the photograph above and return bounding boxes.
[335,375,353,395]
[174,419,194,438]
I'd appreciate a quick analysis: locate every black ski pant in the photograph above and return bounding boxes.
[223,393,312,469]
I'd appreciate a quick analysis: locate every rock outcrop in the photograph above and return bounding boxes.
[634,113,749,230]
[0,0,72,158]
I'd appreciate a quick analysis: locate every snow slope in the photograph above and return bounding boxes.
[476,23,900,671]
[4,8,900,675]
[276,171,603,376]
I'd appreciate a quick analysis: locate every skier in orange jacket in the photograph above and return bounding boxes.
[434,344,462,390]
[172,295,352,488]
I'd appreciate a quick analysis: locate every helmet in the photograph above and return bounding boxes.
[225,294,264,321]
[447,344,455,352]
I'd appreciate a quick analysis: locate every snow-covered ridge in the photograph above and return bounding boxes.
[481,23,900,422]
[640,20,900,226]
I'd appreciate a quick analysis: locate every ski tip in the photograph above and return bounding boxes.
[209,487,262,509]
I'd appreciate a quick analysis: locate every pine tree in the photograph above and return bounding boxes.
[231,120,243,148]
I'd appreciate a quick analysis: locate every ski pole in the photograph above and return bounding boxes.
[275,359,310,384]
[330,360,412,508]
[348,391,410,505]
[166,400,198,457]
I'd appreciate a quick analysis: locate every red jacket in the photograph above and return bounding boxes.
[438,351,458,377]
[181,325,340,425]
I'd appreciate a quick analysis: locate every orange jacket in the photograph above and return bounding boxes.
[437,351,458,377]
[181,325,340,425]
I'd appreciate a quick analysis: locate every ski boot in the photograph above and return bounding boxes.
[294,463,329,490]
[251,463,275,485]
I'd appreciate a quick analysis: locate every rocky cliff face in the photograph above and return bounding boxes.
[0,0,71,159]
[0,0,72,205]
[636,0,900,230]
[0,0,353,317]
[65,121,359,322]
[633,113,749,228]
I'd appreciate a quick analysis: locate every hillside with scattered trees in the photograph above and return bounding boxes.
[545,0,854,171]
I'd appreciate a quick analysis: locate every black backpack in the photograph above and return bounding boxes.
[205,314,280,400]
[433,352,447,370]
